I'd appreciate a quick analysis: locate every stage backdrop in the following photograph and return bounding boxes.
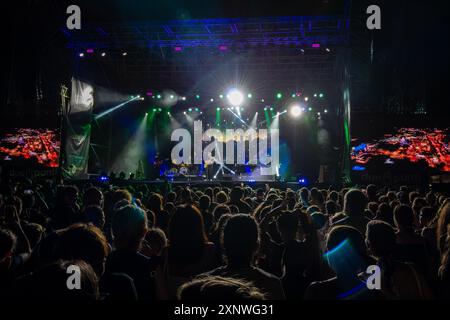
[62,78,94,180]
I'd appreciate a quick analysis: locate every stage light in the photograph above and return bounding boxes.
[188,108,193,112]
[216,107,220,111]
[304,97,309,102]
[86,48,94,54]
[309,107,312,111]
[326,48,331,52]
[324,109,328,113]
[292,94,296,98]
[210,98,214,102]
[300,48,305,53]
[195,108,199,112]
[122,52,127,56]
[152,108,156,112]
[183,111,187,115]
[196,95,200,99]
[167,111,171,115]
[157,94,161,99]
[145,112,148,116]
[248,93,252,98]
[79,53,84,57]
[319,93,324,98]
[276,93,282,99]
[312,43,320,48]
[158,108,162,112]
[181,96,186,101]
[270,107,274,111]
[314,93,317,97]
[219,94,224,99]
[290,105,303,118]
[261,99,265,103]
[227,89,244,107]
[101,52,106,57]
[170,94,174,99]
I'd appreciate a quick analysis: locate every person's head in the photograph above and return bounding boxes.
[0,228,16,269]
[84,205,105,229]
[148,193,163,212]
[256,188,265,200]
[112,189,132,208]
[366,184,377,200]
[145,228,167,256]
[168,205,207,265]
[216,191,229,204]
[343,189,368,217]
[62,185,79,207]
[55,223,109,276]
[277,211,298,242]
[230,186,244,202]
[212,204,231,222]
[426,192,436,207]
[393,204,415,231]
[222,214,259,266]
[112,205,148,251]
[19,260,99,300]
[177,276,265,301]
[325,200,338,216]
[199,195,211,212]
[437,202,450,253]
[180,188,193,204]
[419,206,436,228]
[84,187,103,207]
[22,223,45,249]
[167,191,177,203]
[325,225,368,276]
[366,220,396,258]
[412,197,427,217]
[376,202,393,225]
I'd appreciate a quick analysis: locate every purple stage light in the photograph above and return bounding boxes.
[312,43,321,48]
[86,48,94,53]
[146,92,153,96]
[174,46,182,52]
[219,45,228,51]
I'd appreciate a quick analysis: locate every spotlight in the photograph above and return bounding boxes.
[247,93,252,98]
[157,94,161,99]
[122,52,127,56]
[326,48,331,52]
[304,97,309,102]
[219,94,224,99]
[227,89,244,107]
[188,108,192,112]
[196,95,200,99]
[319,93,324,98]
[261,99,265,103]
[308,107,312,112]
[145,112,148,116]
[195,108,199,112]
[101,52,106,57]
[216,107,220,111]
[170,95,174,99]
[181,96,186,101]
[276,93,282,99]
[210,98,214,102]
[292,94,296,98]
[290,105,303,118]
[324,109,328,113]
[314,93,318,97]
[183,111,187,115]
[79,53,84,57]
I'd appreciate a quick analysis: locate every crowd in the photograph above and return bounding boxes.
[0,178,449,300]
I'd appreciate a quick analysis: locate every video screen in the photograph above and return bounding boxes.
[0,128,60,168]
[351,128,450,172]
